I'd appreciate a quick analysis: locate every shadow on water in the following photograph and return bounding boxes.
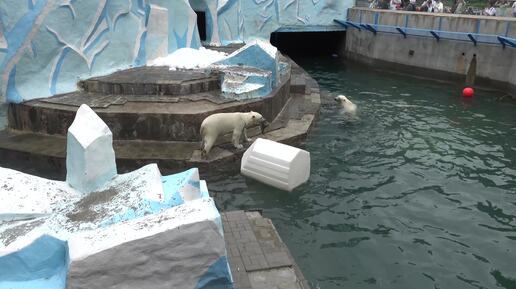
[210,56,516,289]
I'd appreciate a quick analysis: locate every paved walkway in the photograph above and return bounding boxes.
[221,211,310,289]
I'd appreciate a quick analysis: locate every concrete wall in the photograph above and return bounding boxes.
[344,8,516,95]
[0,0,353,104]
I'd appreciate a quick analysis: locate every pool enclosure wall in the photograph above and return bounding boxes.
[0,0,353,103]
[342,8,516,96]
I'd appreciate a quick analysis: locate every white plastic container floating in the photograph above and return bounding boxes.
[241,138,310,191]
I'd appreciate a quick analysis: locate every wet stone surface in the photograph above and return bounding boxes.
[222,211,310,289]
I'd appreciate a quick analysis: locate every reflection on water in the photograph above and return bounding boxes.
[211,58,516,289]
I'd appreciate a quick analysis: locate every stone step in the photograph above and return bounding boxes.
[8,76,290,141]
[0,92,319,180]
[78,66,220,96]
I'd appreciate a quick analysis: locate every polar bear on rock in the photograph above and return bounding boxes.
[200,112,269,157]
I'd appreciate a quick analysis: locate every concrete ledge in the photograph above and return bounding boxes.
[345,50,516,97]
[350,7,516,25]
[344,10,516,98]
[8,72,290,142]
[222,210,311,289]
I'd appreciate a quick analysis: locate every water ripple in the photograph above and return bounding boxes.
[211,59,516,289]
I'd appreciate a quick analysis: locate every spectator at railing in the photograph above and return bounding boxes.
[432,0,444,12]
[405,0,417,10]
[453,0,466,13]
[390,0,402,10]
[377,0,390,9]
[483,1,497,15]
[496,0,510,16]
[512,0,516,16]
[420,0,432,11]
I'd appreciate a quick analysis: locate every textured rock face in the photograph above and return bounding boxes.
[1,90,232,289]
[0,0,350,103]
[145,5,169,62]
[0,0,201,103]
[66,104,116,194]
[67,198,231,289]
[217,39,280,86]
[213,39,280,99]
[219,66,272,99]
[0,235,69,289]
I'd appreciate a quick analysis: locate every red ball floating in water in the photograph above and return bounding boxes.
[462,87,474,98]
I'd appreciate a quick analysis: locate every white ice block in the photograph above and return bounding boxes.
[66,104,117,194]
[241,138,310,192]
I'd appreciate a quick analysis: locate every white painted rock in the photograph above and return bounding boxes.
[67,198,230,289]
[0,166,231,289]
[241,138,311,192]
[0,167,76,223]
[145,4,169,62]
[66,104,117,194]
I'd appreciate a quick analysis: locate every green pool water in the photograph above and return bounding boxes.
[210,58,516,289]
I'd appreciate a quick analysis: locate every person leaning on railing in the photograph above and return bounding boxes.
[405,0,417,11]
[482,0,497,15]
[512,0,516,16]
[496,0,509,16]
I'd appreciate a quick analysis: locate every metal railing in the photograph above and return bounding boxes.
[334,18,516,48]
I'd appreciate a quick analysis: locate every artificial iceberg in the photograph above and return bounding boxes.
[0,104,233,289]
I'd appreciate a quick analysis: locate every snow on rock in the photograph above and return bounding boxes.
[66,104,117,194]
[149,47,227,70]
[0,165,230,289]
[0,102,232,289]
[162,168,202,203]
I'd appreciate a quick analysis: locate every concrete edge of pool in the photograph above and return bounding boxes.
[222,210,311,289]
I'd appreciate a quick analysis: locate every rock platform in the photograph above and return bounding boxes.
[0,55,320,179]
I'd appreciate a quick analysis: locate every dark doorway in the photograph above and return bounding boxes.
[270,31,346,59]
[195,11,207,41]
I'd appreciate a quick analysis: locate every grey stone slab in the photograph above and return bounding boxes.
[265,252,293,268]
[248,268,303,289]
[228,255,245,274]
[221,211,312,288]
[243,254,269,272]
[67,220,229,289]
[41,93,127,108]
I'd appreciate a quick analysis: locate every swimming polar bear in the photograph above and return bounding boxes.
[334,95,357,114]
[200,111,269,157]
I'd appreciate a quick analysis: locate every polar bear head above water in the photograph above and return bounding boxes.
[334,95,357,113]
